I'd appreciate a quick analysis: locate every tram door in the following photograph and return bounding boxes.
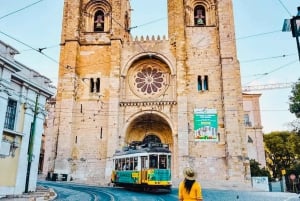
[141,156,148,183]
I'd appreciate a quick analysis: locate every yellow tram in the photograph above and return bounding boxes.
[111,141,172,192]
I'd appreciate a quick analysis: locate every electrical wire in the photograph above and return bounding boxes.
[20,44,60,53]
[243,59,298,85]
[1,1,296,93]
[0,0,45,21]
[129,16,167,30]
[277,0,293,17]
[42,107,292,116]
[0,2,290,67]
[129,4,284,42]
[239,53,297,63]
[110,12,147,53]
[236,30,282,40]
[0,0,60,62]
[0,30,59,64]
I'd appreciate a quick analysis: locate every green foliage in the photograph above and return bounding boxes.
[264,131,300,180]
[250,159,271,180]
[286,162,300,176]
[289,79,300,118]
[289,79,300,134]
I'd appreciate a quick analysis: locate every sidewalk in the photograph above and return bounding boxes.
[0,186,56,201]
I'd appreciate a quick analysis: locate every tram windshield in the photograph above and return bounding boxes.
[113,153,170,171]
[149,154,169,169]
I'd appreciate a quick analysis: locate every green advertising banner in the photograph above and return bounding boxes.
[194,108,218,142]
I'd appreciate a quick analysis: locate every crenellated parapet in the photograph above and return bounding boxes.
[122,34,172,58]
[128,35,168,42]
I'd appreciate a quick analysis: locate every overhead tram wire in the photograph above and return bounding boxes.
[129,16,167,31]
[0,2,289,64]
[20,44,60,53]
[236,30,282,40]
[277,0,293,17]
[243,59,298,85]
[46,105,291,115]
[129,5,281,43]
[0,30,58,64]
[110,12,148,53]
[118,11,298,69]
[0,0,45,21]
[239,53,297,63]
[1,3,292,83]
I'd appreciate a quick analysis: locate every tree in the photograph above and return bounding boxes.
[289,79,300,133]
[264,131,300,180]
[250,159,271,180]
[287,162,300,176]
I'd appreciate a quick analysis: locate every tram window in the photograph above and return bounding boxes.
[123,158,130,170]
[159,155,167,169]
[168,155,171,169]
[114,160,118,170]
[121,158,126,170]
[134,157,138,170]
[117,159,122,170]
[150,154,158,168]
[141,156,148,169]
[129,157,134,170]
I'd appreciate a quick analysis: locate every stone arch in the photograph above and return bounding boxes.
[194,5,206,26]
[123,110,174,147]
[83,0,112,32]
[121,52,176,100]
[121,52,176,77]
[185,0,216,26]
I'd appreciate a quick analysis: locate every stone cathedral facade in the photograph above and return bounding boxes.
[46,0,251,186]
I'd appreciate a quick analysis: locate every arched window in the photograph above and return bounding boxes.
[94,10,105,31]
[194,5,206,26]
[84,0,112,32]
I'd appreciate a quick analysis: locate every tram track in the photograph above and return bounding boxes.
[39,180,300,201]
[84,187,117,201]
[39,181,117,201]
[155,196,167,201]
[38,180,178,201]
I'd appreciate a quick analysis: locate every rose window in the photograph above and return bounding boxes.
[130,65,168,98]
[135,67,164,94]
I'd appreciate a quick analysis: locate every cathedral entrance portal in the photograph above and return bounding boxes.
[125,113,173,149]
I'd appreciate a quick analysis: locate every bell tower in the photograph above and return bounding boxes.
[53,0,132,180]
[167,0,250,183]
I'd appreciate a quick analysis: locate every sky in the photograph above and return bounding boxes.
[0,0,299,133]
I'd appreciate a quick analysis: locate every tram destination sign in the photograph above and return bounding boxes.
[193,108,218,142]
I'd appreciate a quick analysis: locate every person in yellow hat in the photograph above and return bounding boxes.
[178,167,203,201]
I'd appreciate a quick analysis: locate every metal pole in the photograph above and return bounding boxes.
[282,175,286,192]
[25,94,39,193]
[296,34,300,62]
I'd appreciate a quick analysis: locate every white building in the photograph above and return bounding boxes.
[243,93,266,167]
[0,40,54,196]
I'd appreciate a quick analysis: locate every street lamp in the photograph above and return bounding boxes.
[283,7,300,62]
[291,7,300,62]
